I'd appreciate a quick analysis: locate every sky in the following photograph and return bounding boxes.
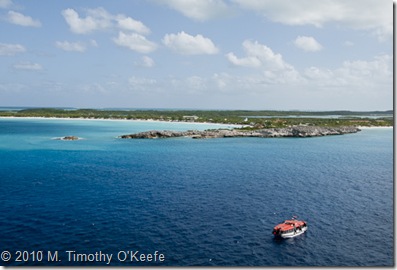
[0,0,393,110]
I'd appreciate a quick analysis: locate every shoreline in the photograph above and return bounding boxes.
[0,116,243,128]
[120,126,362,139]
[356,126,393,129]
[0,116,392,129]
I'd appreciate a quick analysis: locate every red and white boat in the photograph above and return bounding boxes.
[272,217,307,238]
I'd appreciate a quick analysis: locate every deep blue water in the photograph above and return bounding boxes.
[0,118,393,266]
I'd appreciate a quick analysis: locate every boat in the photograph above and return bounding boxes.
[272,217,307,238]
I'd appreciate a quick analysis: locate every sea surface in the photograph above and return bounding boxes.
[0,118,393,266]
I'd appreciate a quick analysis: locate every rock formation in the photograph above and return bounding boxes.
[59,136,80,140]
[119,126,360,139]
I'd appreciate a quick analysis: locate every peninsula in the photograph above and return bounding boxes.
[119,126,361,139]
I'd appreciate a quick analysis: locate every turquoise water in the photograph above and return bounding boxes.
[0,118,393,266]
[0,118,237,150]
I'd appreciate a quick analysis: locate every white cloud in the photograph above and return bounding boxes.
[336,54,392,85]
[156,0,232,21]
[304,66,333,80]
[162,31,219,55]
[226,52,261,68]
[6,11,41,27]
[61,7,151,35]
[233,0,392,41]
[294,36,322,52]
[0,0,12,9]
[303,54,392,88]
[185,55,391,109]
[226,40,304,86]
[225,42,391,94]
[0,43,26,56]
[113,31,157,53]
[13,61,42,71]
[212,72,231,90]
[224,53,392,93]
[61,8,99,34]
[136,56,155,68]
[185,75,208,91]
[227,40,294,71]
[115,15,150,34]
[55,41,87,52]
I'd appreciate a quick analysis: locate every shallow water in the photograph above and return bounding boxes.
[0,119,393,266]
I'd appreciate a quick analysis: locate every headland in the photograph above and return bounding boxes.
[119,126,361,139]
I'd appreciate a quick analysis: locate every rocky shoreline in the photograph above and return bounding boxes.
[119,126,361,139]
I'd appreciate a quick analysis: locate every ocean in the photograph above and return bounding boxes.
[0,118,393,266]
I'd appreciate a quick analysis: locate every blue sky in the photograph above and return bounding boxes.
[0,0,393,110]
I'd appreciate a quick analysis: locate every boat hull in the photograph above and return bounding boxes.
[273,219,308,238]
[278,226,307,238]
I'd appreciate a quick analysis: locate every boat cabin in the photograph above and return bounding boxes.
[272,219,307,238]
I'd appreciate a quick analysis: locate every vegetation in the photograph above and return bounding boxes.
[0,108,393,128]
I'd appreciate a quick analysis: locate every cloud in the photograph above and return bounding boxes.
[113,31,157,53]
[190,55,391,109]
[13,61,42,71]
[226,40,391,91]
[294,36,322,52]
[337,55,392,85]
[162,31,219,55]
[61,7,151,35]
[156,0,232,21]
[115,15,150,34]
[226,52,261,68]
[0,0,12,9]
[135,56,155,67]
[225,53,392,92]
[233,0,392,41]
[6,11,41,27]
[304,54,392,88]
[61,8,106,34]
[226,40,303,86]
[0,43,26,56]
[55,41,87,52]
[227,40,294,71]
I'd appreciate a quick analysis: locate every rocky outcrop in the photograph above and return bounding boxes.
[55,136,80,140]
[119,126,360,139]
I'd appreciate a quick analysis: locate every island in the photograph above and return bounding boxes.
[0,108,392,128]
[54,136,81,141]
[119,126,361,139]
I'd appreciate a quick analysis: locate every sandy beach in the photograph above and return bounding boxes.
[0,116,391,129]
[0,116,243,128]
[357,126,393,129]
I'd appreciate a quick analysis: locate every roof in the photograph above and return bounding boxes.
[274,220,306,231]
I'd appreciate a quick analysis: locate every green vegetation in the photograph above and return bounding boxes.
[0,108,393,128]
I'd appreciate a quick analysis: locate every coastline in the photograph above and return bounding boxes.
[356,126,393,129]
[0,116,243,128]
[120,126,362,139]
[0,116,392,129]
